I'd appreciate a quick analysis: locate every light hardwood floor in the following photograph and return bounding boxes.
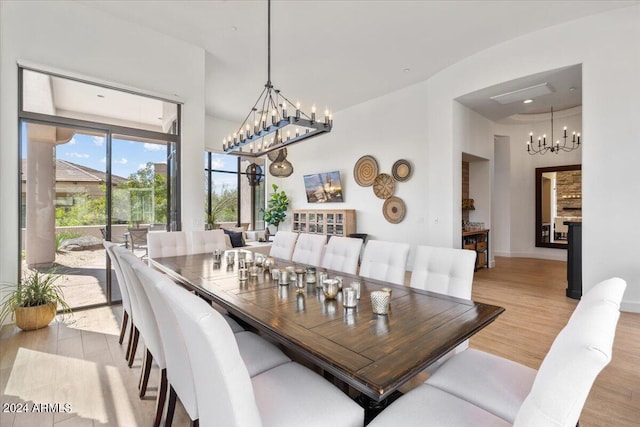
[1,257,638,426]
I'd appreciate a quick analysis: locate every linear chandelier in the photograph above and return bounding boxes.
[223,0,332,158]
[527,107,581,155]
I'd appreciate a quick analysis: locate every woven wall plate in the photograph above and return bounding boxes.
[383,196,406,224]
[267,148,288,163]
[392,159,412,182]
[354,155,379,187]
[373,173,395,199]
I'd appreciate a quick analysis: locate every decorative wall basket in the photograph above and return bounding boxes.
[373,173,395,199]
[383,196,406,224]
[392,159,412,182]
[354,155,379,187]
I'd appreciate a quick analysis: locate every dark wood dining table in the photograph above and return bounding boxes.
[151,251,504,417]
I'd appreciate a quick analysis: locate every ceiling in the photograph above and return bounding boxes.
[79,0,638,122]
[456,64,582,123]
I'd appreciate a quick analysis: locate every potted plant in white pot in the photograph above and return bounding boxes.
[261,184,289,240]
[0,269,71,331]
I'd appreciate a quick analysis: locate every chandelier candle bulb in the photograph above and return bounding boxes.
[563,126,567,137]
[282,103,287,117]
[324,109,329,124]
[296,102,301,118]
[296,128,300,137]
[272,109,277,125]
[311,105,316,122]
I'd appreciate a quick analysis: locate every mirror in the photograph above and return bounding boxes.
[535,164,582,249]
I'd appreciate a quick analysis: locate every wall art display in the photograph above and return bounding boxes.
[303,171,344,203]
[392,159,412,182]
[354,155,378,187]
[383,196,406,224]
[373,173,395,199]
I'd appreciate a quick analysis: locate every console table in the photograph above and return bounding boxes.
[292,209,356,238]
[462,229,490,270]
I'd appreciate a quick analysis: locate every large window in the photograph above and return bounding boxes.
[19,67,181,309]
[204,152,265,230]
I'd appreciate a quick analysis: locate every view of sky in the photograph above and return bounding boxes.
[22,129,168,179]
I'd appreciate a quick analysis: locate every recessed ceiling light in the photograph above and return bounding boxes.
[97,94,105,98]
[231,26,238,31]
[523,99,533,104]
[403,68,410,72]
[491,82,554,104]
[569,87,576,92]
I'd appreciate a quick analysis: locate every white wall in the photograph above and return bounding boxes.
[0,1,206,289]
[494,107,582,261]
[424,6,640,311]
[272,83,429,269]
[276,5,640,311]
[457,103,495,265]
[493,136,511,256]
[205,115,237,153]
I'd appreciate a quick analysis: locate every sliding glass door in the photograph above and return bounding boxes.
[19,67,181,309]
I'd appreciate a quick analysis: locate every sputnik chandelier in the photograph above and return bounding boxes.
[223,0,332,158]
[527,107,581,155]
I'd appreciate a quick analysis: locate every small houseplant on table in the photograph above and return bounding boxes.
[261,184,289,239]
[0,269,71,331]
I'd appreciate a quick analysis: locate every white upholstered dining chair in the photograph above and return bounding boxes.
[116,250,168,427]
[163,276,364,427]
[359,239,410,285]
[409,245,476,299]
[103,241,133,351]
[147,230,188,260]
[291,233,327,266]
[132,261,292,427]
[187,229,228,254]
[369,277,626,427]
[269,230,299,261]
[409,245,477,365]
[112,245,144,365]
[320,236,363,275]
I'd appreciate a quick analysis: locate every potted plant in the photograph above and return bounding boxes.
[261,184,289,238]
[0,269,71,331]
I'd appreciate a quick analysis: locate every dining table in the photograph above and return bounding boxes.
[150,250,504,420]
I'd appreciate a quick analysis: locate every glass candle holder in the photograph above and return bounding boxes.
[343,288,357,308]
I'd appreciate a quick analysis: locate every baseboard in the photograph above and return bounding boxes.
[493,251,566,262]
[620,300,640,314]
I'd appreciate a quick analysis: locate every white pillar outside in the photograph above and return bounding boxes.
[25,124,74,268]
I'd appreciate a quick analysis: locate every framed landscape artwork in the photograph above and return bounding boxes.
[303,171,344,203]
